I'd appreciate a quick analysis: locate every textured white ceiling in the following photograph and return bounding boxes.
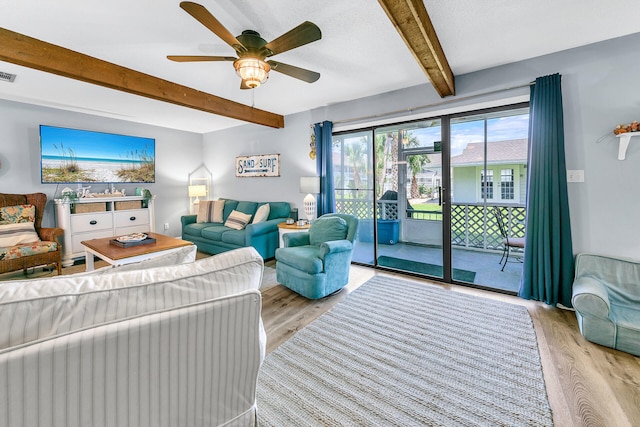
[1,0,639,133]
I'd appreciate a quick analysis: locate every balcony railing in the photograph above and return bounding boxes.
[336,198,526,251]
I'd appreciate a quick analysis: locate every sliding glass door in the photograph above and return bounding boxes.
[332,104,528,292]
[334,120,446,277]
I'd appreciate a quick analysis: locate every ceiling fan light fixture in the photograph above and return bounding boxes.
[233,57,270,88]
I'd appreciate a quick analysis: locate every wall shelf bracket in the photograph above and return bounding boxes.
[616,132,640,160]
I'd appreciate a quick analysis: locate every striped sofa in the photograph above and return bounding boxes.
[0,246,265,427]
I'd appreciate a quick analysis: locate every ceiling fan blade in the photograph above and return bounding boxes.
[180,1,246,52]
[167,55,236,62]
[267,60,320,83]
[264,21,321,56]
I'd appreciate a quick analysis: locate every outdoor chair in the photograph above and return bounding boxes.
[493,206,525,271]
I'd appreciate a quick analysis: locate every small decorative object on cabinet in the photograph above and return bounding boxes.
[55,195,155,267]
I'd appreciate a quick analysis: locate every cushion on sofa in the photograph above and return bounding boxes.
[309,216,348,246]
[225,210,252,230]
[222,199,239,221]
[252,203,270,224]
[183,222,211,237]
[268,202,291,220]
[0,246,263,351]
[221,229,247,246]
[0,222,41,246]
[197,200,225,223]
[0,204,36,225]
[236,201,258,216]
[201,224,231,240]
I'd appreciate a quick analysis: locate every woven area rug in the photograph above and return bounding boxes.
[257,276,552,426]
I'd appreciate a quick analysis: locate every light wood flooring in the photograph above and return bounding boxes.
[261,260,640,427]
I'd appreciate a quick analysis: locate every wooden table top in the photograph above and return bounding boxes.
[277,222,311,230]
[81,232,193,261]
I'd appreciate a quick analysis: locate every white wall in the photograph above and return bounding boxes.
[203,110,317,213]
[203,32,640,258]
[0,99,203,237]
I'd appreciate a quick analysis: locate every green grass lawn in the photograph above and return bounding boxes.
[411,203,442,212]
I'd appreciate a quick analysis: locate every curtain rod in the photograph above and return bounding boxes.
[332,81,535,126]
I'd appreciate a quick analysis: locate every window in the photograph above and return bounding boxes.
[481,170,494,200]
[501,169,514,200]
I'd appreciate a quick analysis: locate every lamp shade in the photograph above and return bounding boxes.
[233,58,270,88]
[300,176,320,222]
[299,176,320,194]
[188,185,207,198]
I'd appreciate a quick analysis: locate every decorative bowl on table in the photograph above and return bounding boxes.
[116,233,147,243]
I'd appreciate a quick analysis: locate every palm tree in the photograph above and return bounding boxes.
[374,133,393,199]
[344,140,365,196]
[408,154,430,198]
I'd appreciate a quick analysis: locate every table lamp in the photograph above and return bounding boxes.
[188,184,207,206]
[299,176,320,222]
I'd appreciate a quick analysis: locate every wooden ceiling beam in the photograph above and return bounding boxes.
[0,27,284,128]
[378,0,455,97]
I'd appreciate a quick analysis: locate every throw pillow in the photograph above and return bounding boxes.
[252,204,270,224]
[225,210,252,230]
[309,216,348,246]
[0,204,36,225]
[0,222,41,246]
[197,200,225,223]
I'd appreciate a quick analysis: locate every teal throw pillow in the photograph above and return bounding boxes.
[309,216,348,246]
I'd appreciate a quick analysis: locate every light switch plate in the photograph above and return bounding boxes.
[567,170,584,182]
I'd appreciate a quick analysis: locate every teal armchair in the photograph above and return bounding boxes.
[571,253,640,356]
[275,213,358,299]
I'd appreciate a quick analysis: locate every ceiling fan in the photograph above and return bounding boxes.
[168,1,322,89]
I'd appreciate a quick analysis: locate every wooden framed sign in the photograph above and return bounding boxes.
[236,153,280,177]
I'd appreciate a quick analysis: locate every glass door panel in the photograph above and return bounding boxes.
[374,120,444,279]
[333,130,375,264]
[449,107,529,291]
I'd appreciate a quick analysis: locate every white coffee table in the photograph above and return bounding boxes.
[81,232,193,271]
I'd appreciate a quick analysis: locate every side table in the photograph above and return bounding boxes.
[277,222,311,247]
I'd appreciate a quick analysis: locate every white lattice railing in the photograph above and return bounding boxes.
[336,198,525,251]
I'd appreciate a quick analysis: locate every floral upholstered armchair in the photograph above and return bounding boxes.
[0,193,64,275]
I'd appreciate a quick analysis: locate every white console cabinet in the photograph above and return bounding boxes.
[55,196,156,266]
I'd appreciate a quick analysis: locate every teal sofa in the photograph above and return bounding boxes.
[571,253,640,356]
[275,213,358,299]
[181,199,290,259]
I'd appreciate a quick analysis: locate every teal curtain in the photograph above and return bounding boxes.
[519,74,574,307]
[314,121,335,215]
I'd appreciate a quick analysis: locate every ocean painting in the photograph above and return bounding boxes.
[40,125,155,183]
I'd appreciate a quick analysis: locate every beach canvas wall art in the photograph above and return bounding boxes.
[40,125,155,183]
